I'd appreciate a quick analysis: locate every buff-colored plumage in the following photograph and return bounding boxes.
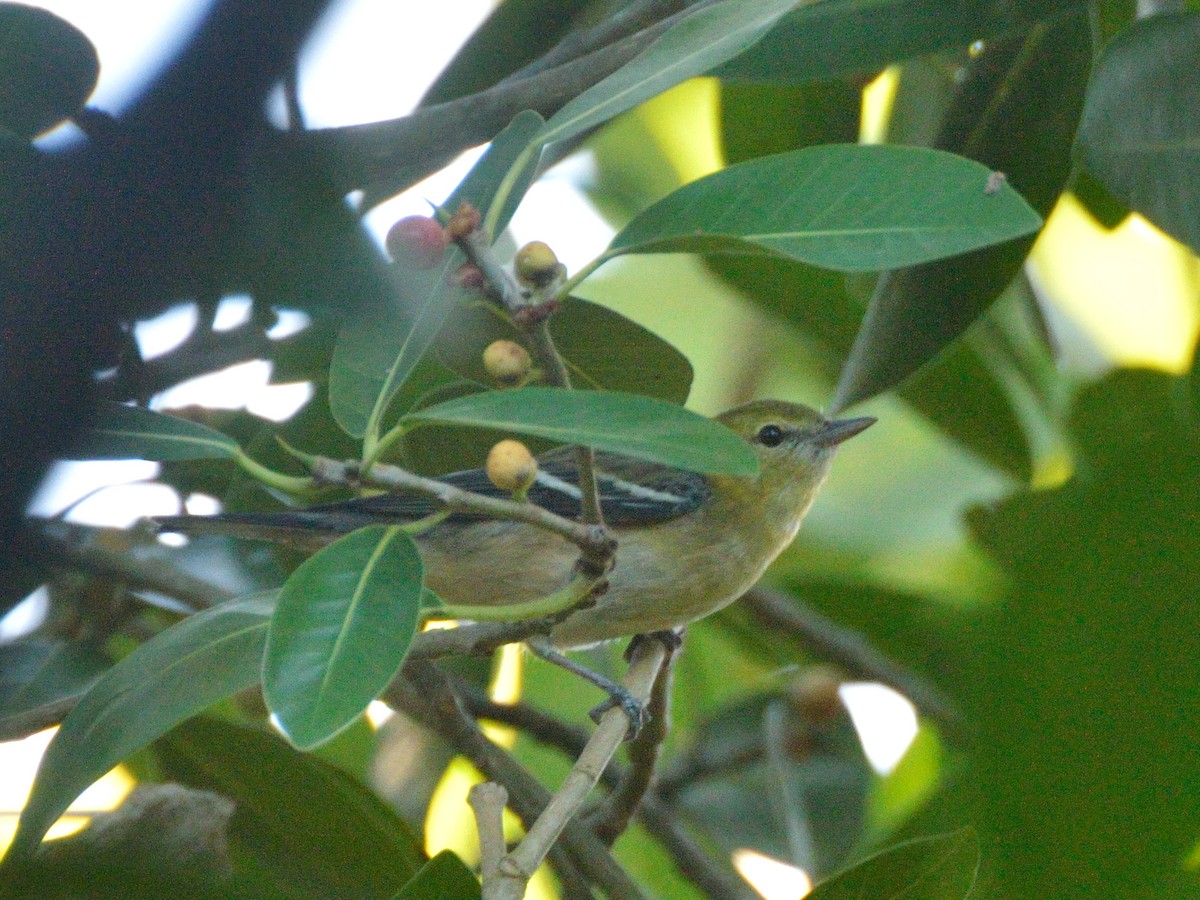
[157,400,872,647]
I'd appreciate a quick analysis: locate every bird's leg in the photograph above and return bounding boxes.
[526,638,647,740]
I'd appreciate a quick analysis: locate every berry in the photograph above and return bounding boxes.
[385,216,447,268]
[486,439,538,495]
[483,340,532,386]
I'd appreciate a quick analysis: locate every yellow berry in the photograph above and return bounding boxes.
[514,241,562,287]
[486,440,538,494]
[483,340,532,386]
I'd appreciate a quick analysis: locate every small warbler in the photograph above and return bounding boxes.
[158,400,872,648]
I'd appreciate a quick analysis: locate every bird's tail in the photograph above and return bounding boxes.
[153,509,361,550]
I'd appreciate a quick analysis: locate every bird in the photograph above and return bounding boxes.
[156,400,873,649]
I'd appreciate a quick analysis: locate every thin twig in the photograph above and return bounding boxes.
[587,636,680,845]
[468,782,508,883]
[309,455,615,562]
[387,661,644,898]
[452,671,756,898]
[743,585,963,737]
[499,640,665,898]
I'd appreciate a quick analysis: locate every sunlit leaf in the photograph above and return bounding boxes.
[0,4,98,137]
[807,828,979,899]
[7,595,273,859]
[1076,10,1200,254]
[64,402,239,461]
[264,526,422,750]
[610,144,1041,272]
[405,387,757,476]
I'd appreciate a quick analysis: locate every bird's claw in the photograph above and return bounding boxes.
[589,688,649,741]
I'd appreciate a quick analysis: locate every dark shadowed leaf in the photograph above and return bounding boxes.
[394,850,482,899]
[610,144,1041,272]
[406,387,757,475]
[157,716,425,898]
[435,296,692,404]
[833,11,1089,412]
[264,526,422,750]
[963,369,1200,896]
[807,828,979,899]
[65,402,239,461]
[0,640,108,737]
[1076,11,1200,254]
[7,596,273,859]
[0,4,99,137]
[720,80,862,165]
[716,0,1080,82]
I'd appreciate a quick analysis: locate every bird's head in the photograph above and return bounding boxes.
[715,399,875,506]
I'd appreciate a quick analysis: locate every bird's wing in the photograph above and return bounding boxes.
[156,448,711,541]
[346,447,711,526]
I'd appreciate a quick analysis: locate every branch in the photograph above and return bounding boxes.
[586,635,680,845]
[298,1,717,195]
[387,661,645,898]
[496,639,665,898]
[309,455,615,564]
[743,585,963,736]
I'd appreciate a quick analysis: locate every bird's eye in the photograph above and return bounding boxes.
[756,424,785,447]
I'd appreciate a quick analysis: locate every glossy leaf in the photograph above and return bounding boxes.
[833,12,1089,413]
[0,3,99,137]
[264,526,422,750]
[610,144,1041,272]
[1076,11,1200,254]
[435,296,693,404]
[807,828,979,899]
[405,387,758,476]
[8,596,273,859]
[538,0,798,147]
[158,716,425,898]
[394,850,481,899]
[64,402,239,461]
[716,0,1078,82]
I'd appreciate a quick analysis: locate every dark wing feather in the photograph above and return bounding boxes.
[156,447,711,541]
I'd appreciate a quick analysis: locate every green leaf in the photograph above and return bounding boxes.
[538,0,799,147]
[715,0,1078,82]
[332,111,544,440]
[0,640,108,734]
[610,144,1041,272]
[405,387,758,476]
[7,596,273,859]
[833,12,1089,412]
[962,369,1200,896]
[329,255,468,440]
[808,828,979,899]
[394,850,481,900]
[64,402,239,461]
[0,3,99,138]
[157,716,425,898]
[264,526,422,750]
[420,1,591,106]
[1076,11,1200,254]
[436,296,693,404]
[445,109,545,239]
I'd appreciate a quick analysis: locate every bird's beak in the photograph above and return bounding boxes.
[813,416,876,447]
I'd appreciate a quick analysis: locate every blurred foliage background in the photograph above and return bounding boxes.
[3,0,1200,897]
